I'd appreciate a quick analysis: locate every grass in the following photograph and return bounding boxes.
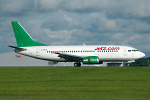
[0,67,150,100]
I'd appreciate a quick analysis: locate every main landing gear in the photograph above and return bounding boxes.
[74,62,81,67]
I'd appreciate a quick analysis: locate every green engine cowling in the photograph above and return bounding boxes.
[83,56,103,64]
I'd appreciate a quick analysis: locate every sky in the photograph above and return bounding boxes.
[0,0,150,57]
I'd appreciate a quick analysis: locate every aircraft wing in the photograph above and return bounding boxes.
[55,53,83,62]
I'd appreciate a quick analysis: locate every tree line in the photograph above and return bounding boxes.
[130,57,150,66]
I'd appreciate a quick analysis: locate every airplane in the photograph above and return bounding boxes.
[9,21,145,67]
[16,55,23,58]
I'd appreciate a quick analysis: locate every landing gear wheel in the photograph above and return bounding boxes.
[74,63,81,67]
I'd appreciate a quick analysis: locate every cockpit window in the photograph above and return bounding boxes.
[132,49,138,52]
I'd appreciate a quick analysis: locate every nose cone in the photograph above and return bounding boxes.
[133,51,145,59]
[139,52,145,58]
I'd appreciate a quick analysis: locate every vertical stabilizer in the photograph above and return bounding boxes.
[11,21,48,47]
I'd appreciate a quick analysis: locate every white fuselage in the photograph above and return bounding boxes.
[15,45,145,62]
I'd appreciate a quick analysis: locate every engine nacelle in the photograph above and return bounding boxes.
[83,56,103,64]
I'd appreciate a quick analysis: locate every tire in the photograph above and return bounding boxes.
[74,63,81,67]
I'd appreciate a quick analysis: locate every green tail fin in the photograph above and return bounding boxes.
[11,21,48,47]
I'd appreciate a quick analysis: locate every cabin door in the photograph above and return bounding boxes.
[36,49,40,56]
[123,49,127,56]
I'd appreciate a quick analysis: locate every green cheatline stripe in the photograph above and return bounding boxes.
[11,21,48,47]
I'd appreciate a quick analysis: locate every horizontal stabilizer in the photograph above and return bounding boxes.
[8,45,26,51]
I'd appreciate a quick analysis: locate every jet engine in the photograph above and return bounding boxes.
[82,56,103,64]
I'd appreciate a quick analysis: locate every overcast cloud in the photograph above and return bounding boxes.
[0,0,150,56]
